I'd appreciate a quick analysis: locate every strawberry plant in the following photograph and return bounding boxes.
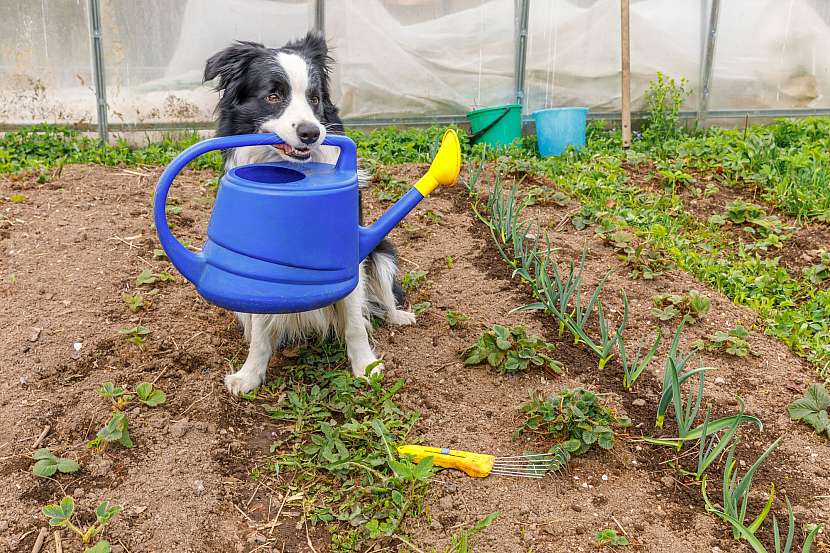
[31,448,80,478]
[121,292,144,312]
[463,324,563,375]
[803,250,830,285]
[401,270,427,291]
[42,496,122,552]
[652,290,711,322]
[596,528,629,547]
[412,301,431,315]
[692,325,753,358]
[135,268,173,287]
[787,384,830,438]
[516,387,631,455]
[118,325,150,347]
[446,309,468,328]
[88,381,166,452]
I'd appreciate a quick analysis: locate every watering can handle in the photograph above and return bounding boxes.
[153,133,357,284]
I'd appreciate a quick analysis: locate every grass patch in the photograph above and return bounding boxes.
[248,341,430,550]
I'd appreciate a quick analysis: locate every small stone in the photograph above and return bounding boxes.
[438,495,453,510]
[193,479,205,496]
[93,459,113,477]
[130,407,140,418]
[111,545,125,553]
[714,377,726,385]
[73,487,84,498]
[29,328,42,342]
[660,476,674,488]
[0,520,7,532]
[246,532,267,544]
[570,504,582,512]
[632,398,646,407]
[207,423,217,434]
[170,419,189,439]
[430,518,443,530]
[712,547,723,553]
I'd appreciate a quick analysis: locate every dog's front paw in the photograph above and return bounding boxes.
[224,370,264,396]
[352,358,384,379]
[387,309,416,326]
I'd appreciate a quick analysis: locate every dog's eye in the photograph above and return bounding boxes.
[309,96,320,106]
[265,93,282,104]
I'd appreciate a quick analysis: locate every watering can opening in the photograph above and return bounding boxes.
[233,164,305,185]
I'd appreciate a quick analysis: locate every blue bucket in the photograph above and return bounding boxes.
[532,107,588,157]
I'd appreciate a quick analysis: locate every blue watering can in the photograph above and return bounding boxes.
[153,129,461,314]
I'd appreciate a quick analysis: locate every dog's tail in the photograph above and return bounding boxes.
[366,239,410,323]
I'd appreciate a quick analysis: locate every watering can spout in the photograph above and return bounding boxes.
[358,129,461,259]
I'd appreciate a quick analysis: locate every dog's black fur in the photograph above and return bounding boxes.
[203,32,409,395]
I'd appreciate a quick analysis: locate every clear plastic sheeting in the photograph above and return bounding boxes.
[1,0,830,128]
[327,0,516,118]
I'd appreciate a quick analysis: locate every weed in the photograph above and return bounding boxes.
[42,496,121,552]
[373,173,410,203]
[9,193,26,203]
[446,255,454,269]
[652,290,711,322]
[439,512,500,553]
[516,388,631,456]
[0,124,222,174]
[422,209,444,225]
[446,310,468,328]
[31,448,80,478]
[692,325,753,358]
[261,341,428,547]
[596,528,629,547]
[401,270,427,291]
[463,324,563,376]
[787,384,830,438]
[641,72,690,147]
[118,325,150,347]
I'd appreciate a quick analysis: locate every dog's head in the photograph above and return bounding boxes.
[204,32,342,162]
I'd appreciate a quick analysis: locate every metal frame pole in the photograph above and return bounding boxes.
[620,0,631,148]
[313,0,325,34]
[514,0,530,109]
[87,0,108,143]
[698,0,721,127]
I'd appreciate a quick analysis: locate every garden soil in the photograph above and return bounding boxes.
[0,162,828,552]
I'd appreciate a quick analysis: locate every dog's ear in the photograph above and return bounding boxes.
[204,41,265,90]
[288,31,333,76]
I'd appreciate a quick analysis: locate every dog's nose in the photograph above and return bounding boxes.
[296,122,320,145]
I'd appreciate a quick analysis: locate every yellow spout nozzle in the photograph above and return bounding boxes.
[414,129,462,197]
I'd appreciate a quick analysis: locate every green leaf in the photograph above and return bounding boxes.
[95,500,123,524]
[412,301,431,315]
[33,448,56,461]
[42,496,75,526]
[136,382,166,407]
[56,458,81,474]
[84,541,112,553]
[33,459,58,477]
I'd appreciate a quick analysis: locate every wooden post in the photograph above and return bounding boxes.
[620,0,632,148]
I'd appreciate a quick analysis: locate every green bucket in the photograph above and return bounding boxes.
[466,104,522,147]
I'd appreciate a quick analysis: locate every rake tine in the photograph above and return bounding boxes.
[489,470,545,478]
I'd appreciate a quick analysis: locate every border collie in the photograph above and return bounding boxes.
[203,32,415,395]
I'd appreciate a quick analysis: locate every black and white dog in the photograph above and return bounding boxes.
[203,32,415,395]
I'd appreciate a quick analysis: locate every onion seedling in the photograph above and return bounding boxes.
[619,330,662,390]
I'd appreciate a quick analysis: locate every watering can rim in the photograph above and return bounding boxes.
[224,160,354,192]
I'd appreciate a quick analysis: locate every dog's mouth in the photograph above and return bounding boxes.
[273,143,312,161]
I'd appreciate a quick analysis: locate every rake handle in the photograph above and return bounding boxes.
[397,445,495,478]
